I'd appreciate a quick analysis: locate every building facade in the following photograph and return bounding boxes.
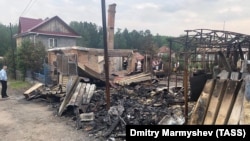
[15,16,81,49]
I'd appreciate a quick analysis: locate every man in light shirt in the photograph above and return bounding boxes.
[0,65,8,98]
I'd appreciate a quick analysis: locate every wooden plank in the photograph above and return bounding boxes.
[80,65,105,81]
[114,73,151,84]
[82,83,91,104]
[75,83,86,106]
[81,83,91,113]
[59,75,69,86]
[217,70,229,80]
[23,83,44,99]
[86,84,96,103]
[188,79,215,125]
[215,80,240,125]
[24,83,43,95]
[58,76,79,116]
[241,95,250,124]
[67,82,82,106]
[121,74,151,85]
[239,102,245,125]
[123,76,152,85]
[203,79,227,125]
[240,76,250,124]
[228,81,245,124]
[230,72,239,81]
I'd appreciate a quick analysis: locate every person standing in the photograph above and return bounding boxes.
[123,57,128,70]
[152,58,157,70]
[0,65,8,98]
[136,60,142,72]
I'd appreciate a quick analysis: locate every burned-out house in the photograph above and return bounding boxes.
[20,4,250,140]
[14,16,81,49]
[47,46,152,86]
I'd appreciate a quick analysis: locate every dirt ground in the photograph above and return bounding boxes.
[0,84,97,141]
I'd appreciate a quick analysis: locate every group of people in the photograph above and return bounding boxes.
[0,65,8,98]
[152,58,163,71]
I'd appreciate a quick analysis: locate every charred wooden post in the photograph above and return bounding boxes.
[101,0,111,110]
[237,42,244,60]
[168,38,172,92]
[248,44,250,60]
[175,73,177,88]
[184,31,189,124]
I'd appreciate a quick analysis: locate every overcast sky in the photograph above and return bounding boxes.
[1,0,250,37]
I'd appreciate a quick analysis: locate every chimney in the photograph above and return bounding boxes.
[107,3,116,49]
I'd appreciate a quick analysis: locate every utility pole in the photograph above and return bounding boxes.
[184,31,189,124]
[101,0,110,110]
[168,38,172,92]
[9,23,16,80]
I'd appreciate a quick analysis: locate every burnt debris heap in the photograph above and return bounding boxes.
[22,22,250,140]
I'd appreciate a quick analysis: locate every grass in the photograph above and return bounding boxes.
[9,80,32,90]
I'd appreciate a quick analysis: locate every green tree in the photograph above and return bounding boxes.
[0,23,11,56]
[0,23,18,56]
[96,26,104,48]
[17,40,47,81]
[0,23,18,79]
[3,49,16,79]
[69,20,185,52]
[114,28,127,49]
[153,34,171,48]
[70,21,101,48]
[129,30,143,49]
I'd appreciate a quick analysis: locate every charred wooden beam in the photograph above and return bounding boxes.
[102,117,120,137]
[218,51,232,73]
[189,79,216,125]
[228,81,245,124]
[203,79,227,125]
[215,80,241,124]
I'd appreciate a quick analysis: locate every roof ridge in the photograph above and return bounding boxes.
[18,15,80,37]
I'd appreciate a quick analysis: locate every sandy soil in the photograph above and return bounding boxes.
[0,84,96,141]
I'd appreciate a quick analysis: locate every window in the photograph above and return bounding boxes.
[29,35,36,44]
[48,38,57,48]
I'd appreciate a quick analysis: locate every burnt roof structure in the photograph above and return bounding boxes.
[176,29,250,52]
[169,29,250,122]
[173,29,250,67]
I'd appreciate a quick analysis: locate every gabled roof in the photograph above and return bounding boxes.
[18,17,43,33]
[17,16,81,38]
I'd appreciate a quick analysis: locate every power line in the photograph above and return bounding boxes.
[20,0,33,17]
[24,0,38,16]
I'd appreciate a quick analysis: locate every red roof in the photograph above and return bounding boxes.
[134,52,144,60]
[19,17,43,33]
[158,46,170,53]
[17,16,80,37]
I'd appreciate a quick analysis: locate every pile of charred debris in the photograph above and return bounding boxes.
[23,74,194,140]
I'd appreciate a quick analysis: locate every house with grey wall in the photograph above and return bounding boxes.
[14,16,81,49]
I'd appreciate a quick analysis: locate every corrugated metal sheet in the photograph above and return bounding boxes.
[67,82,96,107]
[113,72,152,86]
